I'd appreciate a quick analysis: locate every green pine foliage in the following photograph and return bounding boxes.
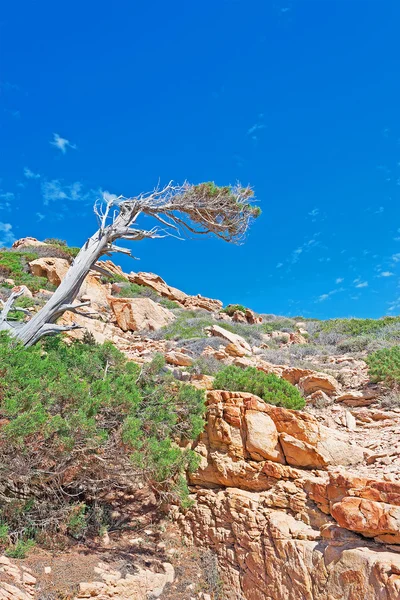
[366,346,400,385]
[213,365,305,409]
[0,335,205,544]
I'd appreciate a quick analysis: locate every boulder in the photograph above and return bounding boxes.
[205,325,251,355]
[298,373,341,397]
[225,342,247,357]
[109,297,175,332]
[165,350,193,367]
[245,410,286,463]
[29,257,70,286]
[129,271,188,303]
[11,284,32,298]
[182,294,223,312]
[12,237,47,249]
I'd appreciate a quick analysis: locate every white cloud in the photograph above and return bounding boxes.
[0,222,15,247]
[50,133,77,154]
[316,287,344,303]
[41,179,97,206]
[379,271,394,277]
[335,277,344,284]
[308,208,319,217]
[247,123,265,136]
[392,253,400,263]
[0,191,14,211]
[36,213,45,221]
[290,236,318,264]
[355,281,368,288]
[276,262,283,269]
[24,167,40,179]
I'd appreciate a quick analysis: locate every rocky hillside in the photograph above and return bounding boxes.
[1,237,400,599]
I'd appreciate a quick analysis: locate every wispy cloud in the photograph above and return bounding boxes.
[50,133,77,154]
[335,277,344,284]
[0,222,15,247]
[41,179,97,207]
[379,271,394,277]
[276,262,283,269]
[247,123,265,136]
[36,212,45,222]
[392,253,400,263]
[247,114,265,140]
[355,281,368,288]
[308,208,319,217]
[24,167,40,180]
[291,236,319,264]
[0,191,14,211]
[316,287,344,302]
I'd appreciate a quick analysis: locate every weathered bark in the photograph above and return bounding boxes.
[0,182,259,346]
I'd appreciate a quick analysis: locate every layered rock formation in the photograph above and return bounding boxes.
[177,390,400,599]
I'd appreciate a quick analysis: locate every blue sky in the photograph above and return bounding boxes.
[1,0,400,319]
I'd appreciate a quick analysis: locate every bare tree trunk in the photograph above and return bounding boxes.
[16,231,109,346]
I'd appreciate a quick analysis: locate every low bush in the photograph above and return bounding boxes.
[260,318,297,334]
[0,250,54,292]
[221,304,247,316]
[153,310,214,341]
[213,365,305,409]
[318,316,400,337]
[0,336,205,546]
[366,346,400,385]
[190,356,224,376]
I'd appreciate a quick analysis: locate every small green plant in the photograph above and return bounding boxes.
[159,297,179,309]
[222,304,247,316]
[5,538,35,558]
[0,523,9,544]
[213,365,305,409]
[366,346,400,385]
[67,504,87,539]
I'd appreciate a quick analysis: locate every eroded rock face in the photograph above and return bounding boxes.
[181,390,400,599]
[109,297,175,332]
[29,257,70,286]
[180,488,400,600]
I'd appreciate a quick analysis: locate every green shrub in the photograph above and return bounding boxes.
[319,316,400,337]
[157,311,214,340]
[0,250,53,292]
[366,346,400,385]
[222,304,247,316]
[213,365,305,409]
[0,335,206,540]
[5,538,35,559]
[261,319,296,334]
[0,523,9,544]
[159,297,179,309]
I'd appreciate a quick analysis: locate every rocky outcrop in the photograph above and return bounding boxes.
[109,296,175,332]
[179,390,400,599]
[12,237,48,249]
[129,271,188,303]
[128,271,223,312]
[29,257,70,286]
